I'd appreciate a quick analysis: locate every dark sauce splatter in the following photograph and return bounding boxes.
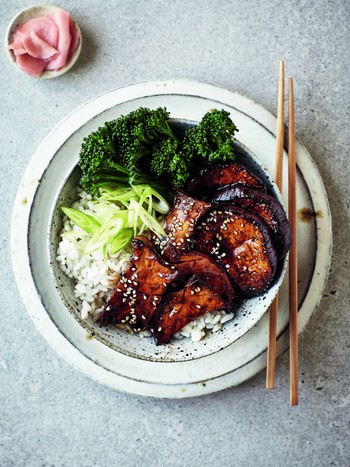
[297,207,323,224]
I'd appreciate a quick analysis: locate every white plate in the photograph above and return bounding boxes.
[11,80,332,398]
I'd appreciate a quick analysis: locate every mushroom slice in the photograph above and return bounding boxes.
[186,162,266,200]
[152,276,225,345]
[194,207,277,297]
[99,236,177,329]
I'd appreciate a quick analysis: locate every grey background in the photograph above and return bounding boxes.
[1,1,349,466]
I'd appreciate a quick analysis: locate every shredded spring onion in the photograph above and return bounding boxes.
[61,184,170,256]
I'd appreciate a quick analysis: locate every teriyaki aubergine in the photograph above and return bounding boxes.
[186,162,266,200]
[193,207,277,297]
[212,183,291,259]
[157,190,211,261]
[99,156,291,345]
[152,276,225,345]
[172,250,236,306]
[99,236,177,329]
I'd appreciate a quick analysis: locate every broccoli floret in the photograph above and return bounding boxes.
[183,109,238,166]
[79,107,177,196]
[149,138,191,187]
[79,121,117,187]
[110,107,174,169]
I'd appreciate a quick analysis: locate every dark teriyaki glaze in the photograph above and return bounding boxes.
[98,161,291,344]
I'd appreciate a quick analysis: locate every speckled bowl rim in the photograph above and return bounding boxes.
[5,4,82,78]
[11,80,332,398]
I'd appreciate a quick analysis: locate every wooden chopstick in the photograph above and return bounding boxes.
[266,60,284,389]
[288,77,298,405]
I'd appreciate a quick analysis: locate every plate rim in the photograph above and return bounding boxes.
[11,79,332,398]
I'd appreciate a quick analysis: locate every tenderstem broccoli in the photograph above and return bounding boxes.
[79,107,238,196]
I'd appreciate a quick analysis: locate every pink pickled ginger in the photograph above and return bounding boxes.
[8,9,80,77]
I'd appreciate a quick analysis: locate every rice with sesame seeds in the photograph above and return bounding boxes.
[57,189,234,343]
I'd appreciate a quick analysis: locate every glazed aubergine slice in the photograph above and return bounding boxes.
[212,183,291,259]
[99,236,177,329]
[194,207,277,297]
[172,250,236,307]
[152,276,225,345]
[155,190,211,261]
[186,162,266,200]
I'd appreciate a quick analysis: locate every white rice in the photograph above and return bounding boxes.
[56,189,234,342]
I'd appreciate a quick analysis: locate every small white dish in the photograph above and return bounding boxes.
[5,4,82,78]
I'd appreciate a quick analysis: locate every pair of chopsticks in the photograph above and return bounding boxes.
[266,61,298,406]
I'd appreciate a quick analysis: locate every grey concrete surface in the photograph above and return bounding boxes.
[1,1,349,466]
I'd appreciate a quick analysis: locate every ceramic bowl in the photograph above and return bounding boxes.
[42,122,288,363]
[5,4,82,78]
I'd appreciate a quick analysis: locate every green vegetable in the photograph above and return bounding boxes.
[79,108,175,197]
[79,107,238,195]
[61,184,169,256]
[183,109,238,164]
[60,207,101,234]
